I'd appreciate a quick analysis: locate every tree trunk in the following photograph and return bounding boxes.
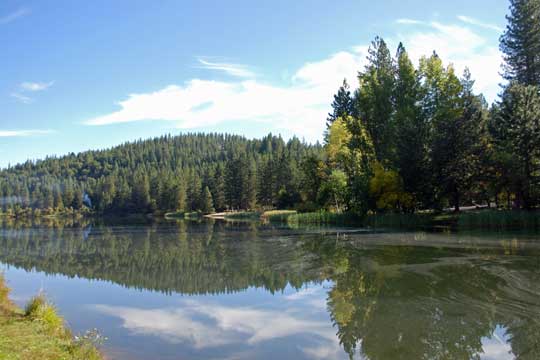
[453,191,460,213]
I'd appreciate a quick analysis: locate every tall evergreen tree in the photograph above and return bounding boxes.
[356,37,396,163]
[326,79,354,141]
[394,44,429,209]
[490,83,540,209]
[241,156,258,210]
[201,186,214,214]
[212,164,226,212]
[500,0,540,85]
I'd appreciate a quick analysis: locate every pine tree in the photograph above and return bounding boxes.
[175,180,187,212]
[201,186,214,214]
[356,37,396,164]
[394,44,429,209]
[132,171,151,212]
[213,164,226,211]
[500,0,540,85]
[490,83,540,208]
[241,157,257,210]
[326,79,354,141]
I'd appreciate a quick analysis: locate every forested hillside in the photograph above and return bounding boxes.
[0,133,323,216]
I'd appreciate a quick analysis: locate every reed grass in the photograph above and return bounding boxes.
[262,210,297,222]
[457,210,540,230]
[286,211,361,226]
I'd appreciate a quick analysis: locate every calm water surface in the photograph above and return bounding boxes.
[0,219,539,360]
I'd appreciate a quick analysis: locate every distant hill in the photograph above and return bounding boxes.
[0,133,322,216]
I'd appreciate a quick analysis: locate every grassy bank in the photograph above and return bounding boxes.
[0,275,102,360]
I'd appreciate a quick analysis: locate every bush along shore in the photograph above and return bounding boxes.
[0,275,103,360]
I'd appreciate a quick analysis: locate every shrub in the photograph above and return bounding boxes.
[25,294,65,335]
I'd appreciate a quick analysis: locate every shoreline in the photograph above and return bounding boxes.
[0,275,103,360]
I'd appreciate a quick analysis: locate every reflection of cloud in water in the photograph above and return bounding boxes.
[94,304,238,348]
[284,287,320,300]
[93,295,346,358]
[481,326,514,360]
[284,285,329,311]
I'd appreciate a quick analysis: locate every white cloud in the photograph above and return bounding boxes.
[0,129,53,137]
[20,81,55,92]
[84,51,366,141]
[0,7,29,25]
[10,93,33,104]
[458,15,504,32]
[84,19,502,141]
[197,58,256,78]
[396,18,424,25]
[11,81,54,104]
[391,21,503,102]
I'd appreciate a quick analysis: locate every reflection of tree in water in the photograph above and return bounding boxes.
[0,219,319,294]
[307,235,540,359]
[1,219,539,359]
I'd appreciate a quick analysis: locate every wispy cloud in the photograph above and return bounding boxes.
[0,7,30,25]
[197,58,256,78]
[457,15,504,32]
[10,93,33,104]
[396,18,424,25]
[11,81,55,103]
[0,129,54,137]
[83,18,502,141]
[20,81,55,92]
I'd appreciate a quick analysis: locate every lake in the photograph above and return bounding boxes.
[0,218,539,360]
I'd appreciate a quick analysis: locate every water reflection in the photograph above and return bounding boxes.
[0,218,539,359]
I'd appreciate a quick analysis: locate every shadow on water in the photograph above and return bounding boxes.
[0,217,539,359]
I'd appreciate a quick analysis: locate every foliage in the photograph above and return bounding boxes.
[500,0,540,85]
[368,162,413,211]
[318,170,349,212]
[489,83,540,209]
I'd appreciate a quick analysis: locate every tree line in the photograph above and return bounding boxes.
[1,0,539,216]
[0,133,322,216]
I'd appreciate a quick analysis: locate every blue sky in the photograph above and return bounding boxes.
[0,0,509,168]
